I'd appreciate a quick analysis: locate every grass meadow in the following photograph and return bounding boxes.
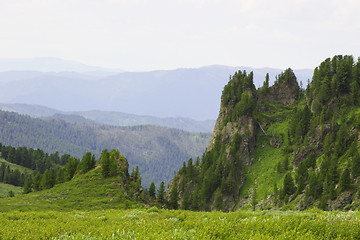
[0,208,359,239]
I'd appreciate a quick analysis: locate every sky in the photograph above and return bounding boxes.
[0,0,359,71]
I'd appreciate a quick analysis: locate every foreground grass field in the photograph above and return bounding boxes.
[1,208,359,239]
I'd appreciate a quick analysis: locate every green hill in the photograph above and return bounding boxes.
[0,165,142,212]
[0,147,145,211]
[169,55,360,211]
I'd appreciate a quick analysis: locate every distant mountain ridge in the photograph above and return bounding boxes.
[0,103,215,133]
[0,58,313,120]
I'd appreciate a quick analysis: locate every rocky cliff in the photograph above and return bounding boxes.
[168,56,360,212]
[167,68,300,210]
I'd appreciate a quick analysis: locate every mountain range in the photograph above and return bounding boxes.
[0,58,313,121]
[0,103,215,133]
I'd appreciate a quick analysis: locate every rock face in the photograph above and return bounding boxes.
[209,68,299,166]
[330,192,353,210]
[208,72,258,166]
[261,68,300,105]
[209,113,256,166]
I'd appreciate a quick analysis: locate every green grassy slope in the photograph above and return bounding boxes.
[0,167,141,212]
[240,139,285,202]
[0,183,22,198]
[0,158,34,175]
[239,102,293,208]
[0,158,32,198]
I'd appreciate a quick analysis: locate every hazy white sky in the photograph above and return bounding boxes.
[1,0,359,71]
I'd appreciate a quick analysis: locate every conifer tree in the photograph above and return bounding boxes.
[64,157,80,181]
[186,158,194,178]
[33,172,42,191]
[179,176,186,192]
[306,169,317,198]
[40,169,51,190]
[101,149,111,178]
[79,152,95,174]
[273,184,279,205]
[318,196,327,210]
[221,172,233,195]
[157,181,165,204]
[169,185,179,210]
[295,162,307,194]
[214,192,223,211]
[195,157,200,166]
[328,161,339,185]
[131,166,141,187]
[339,167,351,192]
[283,172,295,195]
[351,148,360,178]
[3,166,10,184]
[181,190,190,210]
[23,176,32,194]
[264,73,269,88]
[49,168,56,188]
[0,163,5,182]
[56,168,65,184]
[149,182,156,199]
[305,153,316,169]
[191,186,200,211]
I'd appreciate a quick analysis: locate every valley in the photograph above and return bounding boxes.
[0,111,211,188]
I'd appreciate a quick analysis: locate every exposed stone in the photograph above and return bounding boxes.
[295,195,314,211]
[330,191,353,210]
[261,70,300,105]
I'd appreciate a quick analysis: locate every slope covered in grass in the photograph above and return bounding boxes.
[0,167,141,212]
[239,107,293,208]
[0,158,34,175]
[0,183,22,198]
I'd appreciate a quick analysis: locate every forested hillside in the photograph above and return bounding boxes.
[169,55,360,211]
[0,111,211,187]
[0,143,77,198]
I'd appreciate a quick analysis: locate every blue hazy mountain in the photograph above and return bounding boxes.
[0,59,313,120]
[0,103,215,133]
